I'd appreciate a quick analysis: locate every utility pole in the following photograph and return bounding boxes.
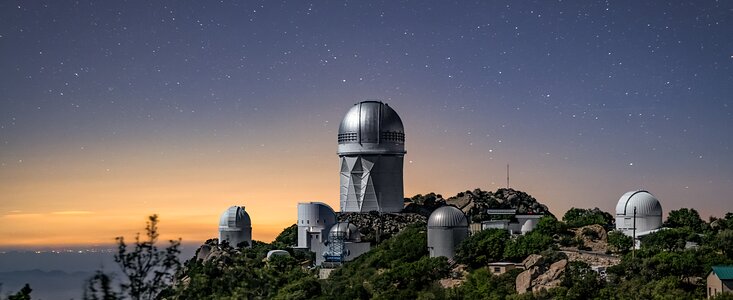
[632,206,637,259]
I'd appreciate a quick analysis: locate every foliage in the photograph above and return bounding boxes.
[640,227,697,252]
[713,229,733,259]
[562,207,613,228]
[272,224,297,248]
[534,215,568,236]
[7,284,32,300]
[607,230,633,253]
[83,271,119,300]
[322,223,449,299]
[83,215,181,300]
[449,268,522,300]
[113,215,181,300]
[503,231,555,261]
[455,229,510,269]
[664,208,706,231]
[171,244,317,299]
[554,261,603,300]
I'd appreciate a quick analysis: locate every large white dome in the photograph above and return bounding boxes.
[615,190,663,236]
[615,190,662,217]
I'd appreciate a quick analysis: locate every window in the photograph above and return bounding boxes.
[494,267,501,273]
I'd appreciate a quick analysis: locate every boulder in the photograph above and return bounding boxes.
[534,259,567,291]
[522,254,544,269]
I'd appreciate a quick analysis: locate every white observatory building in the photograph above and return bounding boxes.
[296,202,337,250]
[219,206,252,248]
[428,206,469,259]
[337,101,406,213]
[615,190,663,236]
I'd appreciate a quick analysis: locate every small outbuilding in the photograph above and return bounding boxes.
[708,266,733,298]
[488,262,518,276]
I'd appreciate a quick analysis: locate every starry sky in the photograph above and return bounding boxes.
[1,1,732,248]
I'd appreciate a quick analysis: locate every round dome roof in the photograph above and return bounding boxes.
[219,206,251,229]
[428,206,468,228]
[615,190,662,217]
[329,222,361,241]
[337,101,406,155]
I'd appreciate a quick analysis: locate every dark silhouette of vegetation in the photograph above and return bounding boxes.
[455,229,510,269]
[607,230,633,253]
[665,208,707,232]
[562,207,613,229]
[83,214,181,300]
[272,224,297,248]
[83,271,119,300]
[7,284,32,300]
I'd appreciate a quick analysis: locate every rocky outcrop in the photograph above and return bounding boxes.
[338,212,426,244]
[562,251,620,267]
[571,224,609,252]
[445,188,553,223]
[516,254,569,294]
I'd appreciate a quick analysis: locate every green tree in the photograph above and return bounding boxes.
[272,224,297,248]
[664,208,706,231]
[450,267,521,300]
[535,215,568,236]
[558,261,603,300]
[640,228,694,252]
[503,231,555,261]
[562,207,613,228]
[608,230,634,253]
[713,229,733,259]
[455,229,510,269]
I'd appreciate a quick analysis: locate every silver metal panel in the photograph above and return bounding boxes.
[339,155,404,213]
[428,206,469,227]
[428,227,468,259]
[338,101,406,155]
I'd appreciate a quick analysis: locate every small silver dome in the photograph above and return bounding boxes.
[337,101,406,155]
[428,206,468,228]
[219,206,251,230]
[329,222,361,242]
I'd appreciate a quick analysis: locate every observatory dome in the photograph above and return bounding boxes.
[615,190,663,236]
[218,205,252,248]
[329,222,361,242]
[427,206,469,259]
[615,190,662,217]
[428,206,469,228]
[337,101,405,155]
[219,206,251,229]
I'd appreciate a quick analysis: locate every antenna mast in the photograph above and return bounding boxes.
[506,164,510,189]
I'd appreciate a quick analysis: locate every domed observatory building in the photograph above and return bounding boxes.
[428,206,469,259]
[338,101,406,213]
[615,190,663,237]
[219,206,252,248]
[296,202,337,250]
[321,222,370,266]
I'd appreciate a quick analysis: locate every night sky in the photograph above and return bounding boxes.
[2,1,732,247]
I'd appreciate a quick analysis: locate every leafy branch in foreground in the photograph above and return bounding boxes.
[84,214,181,300]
